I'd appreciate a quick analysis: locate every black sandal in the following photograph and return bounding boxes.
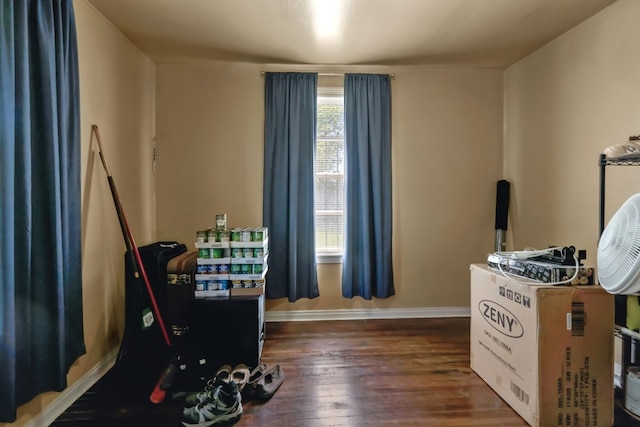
[243,363,269,398]
[256,364,284,400]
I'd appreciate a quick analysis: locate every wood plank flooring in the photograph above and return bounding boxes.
[52,317,636,426]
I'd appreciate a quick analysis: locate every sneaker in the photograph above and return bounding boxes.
[181,381,242,427]
[604,140,640,160]
[183,378,227,409]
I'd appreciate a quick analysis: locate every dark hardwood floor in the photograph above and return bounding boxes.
[52,317,636,426]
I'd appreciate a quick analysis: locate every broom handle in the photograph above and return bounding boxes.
[91,125,172,348]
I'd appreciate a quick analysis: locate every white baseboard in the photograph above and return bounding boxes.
[265,306,470,322]
[26,349,118,427]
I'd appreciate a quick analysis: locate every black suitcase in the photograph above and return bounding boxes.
[165,250,198,335]
[117,241,187,395]
[127,241,188,321]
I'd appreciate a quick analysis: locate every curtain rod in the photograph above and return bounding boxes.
[260,71,395,78]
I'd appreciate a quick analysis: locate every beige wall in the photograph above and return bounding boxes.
[76,0,157,367]
[155,64,504,311]
[2,1,156,425]
[504,0,640,265]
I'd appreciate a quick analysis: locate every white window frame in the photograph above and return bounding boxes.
[316,87,344,264]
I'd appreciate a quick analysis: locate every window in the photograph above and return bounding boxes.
[315,88,344,263]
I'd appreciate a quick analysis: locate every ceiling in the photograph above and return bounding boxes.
[86,0,617,68]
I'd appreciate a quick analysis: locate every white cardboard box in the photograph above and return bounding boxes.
[470,264,614,427]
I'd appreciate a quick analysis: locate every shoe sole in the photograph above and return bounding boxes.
[181,402,242,427]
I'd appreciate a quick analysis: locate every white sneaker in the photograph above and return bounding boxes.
[604,139,640,160]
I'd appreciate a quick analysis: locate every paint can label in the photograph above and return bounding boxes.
[251,228,265,242]
[211,248,223,259]
[232,248,244,258]
[252,263,263,274]
[216,214,227,231]
[240,228,252,242]
[198,248,210,259]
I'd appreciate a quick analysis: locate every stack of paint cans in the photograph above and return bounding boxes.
[229,226,268,243]
[194,228,231,244]
[195,213,229,244]
[194,221,268,297]
[228,227,268,293]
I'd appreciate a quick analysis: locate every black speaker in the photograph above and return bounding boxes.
[494,180,510,252]
[495,180,510,230]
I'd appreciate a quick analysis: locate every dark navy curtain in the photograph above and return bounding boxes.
[0,1,85,422]
[263,72,319,301]
[342,74,394,299]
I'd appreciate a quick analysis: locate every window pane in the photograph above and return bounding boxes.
[316,95,344,255]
